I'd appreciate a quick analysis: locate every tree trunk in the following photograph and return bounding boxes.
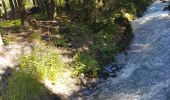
[50,0,56,20]
[0,33,4,52]
[1,0,7,17]
[32,0,37,6]
[17,0,26,28]
[9,0,15,18]
[43,0,50,19]
[13,0,18,10]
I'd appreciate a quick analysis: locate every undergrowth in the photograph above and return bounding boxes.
[2,45,65,100]
[20,45,65,82]
[2,70,46,100]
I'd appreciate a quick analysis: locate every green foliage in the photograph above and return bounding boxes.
[116,0,152,16]
[56,36,67,47]
[64,23,92,47]
[0,20,21,33]
[92,30,117,65]
[92,43,117,66]
[0,20,21,28]
[73,53,99,77]
[20,45,65,82]
[31,32,41,40]
[66,23,92,36]
[32,14,48,21]
[2,70,45,100]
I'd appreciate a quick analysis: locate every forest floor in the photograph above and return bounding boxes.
[0,25,83,99]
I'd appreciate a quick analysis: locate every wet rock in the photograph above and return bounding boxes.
[104,63,118,73]
[83,86,97,96]
[99,63,122,80]
[163,5,170,11]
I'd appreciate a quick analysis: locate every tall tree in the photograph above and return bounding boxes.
[43,0,50,19]
[9,0,15,17]
[50,0,56,19]
[13,0,18,10]
[17,0,26,28]
[0,33,4,52]
[32,0,37,6]
[1,0,7,17]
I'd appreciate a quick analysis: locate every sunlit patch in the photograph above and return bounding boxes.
[43,71,79,96]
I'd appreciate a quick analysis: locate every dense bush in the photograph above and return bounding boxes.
[73,53,99,77]
[91,22,118,65]
[63,23,92,47]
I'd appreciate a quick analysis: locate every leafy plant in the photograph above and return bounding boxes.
[20,45,65,82]
[73,53,99,77]
[31,32,41,40]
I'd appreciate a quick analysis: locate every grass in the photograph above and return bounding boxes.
[0,20,21,33]
[2,44,66,100]
[0,20,21,28]
[19,44,65,82]
[2,70,46,100]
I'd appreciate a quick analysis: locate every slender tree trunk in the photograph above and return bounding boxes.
[0,33,4,52]
[43,0,50,19]
[1,0,7,17]
[17,0,26,28]
[36,0,45,15]
[32,0,37,6]
[9,0,15,17]
[50,0,56,20]
[13,0,18,10]
[65,0,70,11]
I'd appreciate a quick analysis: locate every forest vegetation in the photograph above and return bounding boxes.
[0,0,152,99]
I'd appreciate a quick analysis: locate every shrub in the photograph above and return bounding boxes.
[73,53,99,77]
[20,45,65,82]
[91,24,118,66]
[0,20,21,28]
[2,70,46,100]
[0,20,21,32]
[92,43,117,66]
[32,14,47,21]
[64,23,92,47]
[31,32,41,40]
